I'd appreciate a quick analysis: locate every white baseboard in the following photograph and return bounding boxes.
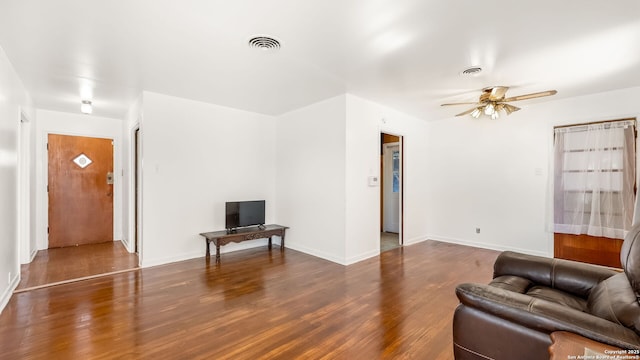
[426,234,549,257]
[141,239,270,268]
[29,248,37,262]
[403,236,428,246]
[0,272,20,315]
[141,250,204,268]
[120,238,131,252]
[285,242,347,265]
[345,249,379,265]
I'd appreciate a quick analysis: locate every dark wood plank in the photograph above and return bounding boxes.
[1,241,498,359]
[16,241,139,290]
[554,233,623,268]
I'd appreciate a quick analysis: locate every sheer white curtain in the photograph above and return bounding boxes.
[553,120,636,239]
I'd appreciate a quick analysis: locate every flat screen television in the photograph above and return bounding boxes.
[225,200,265,230]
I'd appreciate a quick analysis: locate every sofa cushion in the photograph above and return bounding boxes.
[588,273,640,335]
[489,275,532,293]
[526,286,587,311]
[621,223,640,299]
[493,251,617,298]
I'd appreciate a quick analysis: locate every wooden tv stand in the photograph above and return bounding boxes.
[200,224,288,263]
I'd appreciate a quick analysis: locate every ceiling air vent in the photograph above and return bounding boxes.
[248,36,281,51]
[461,66,482,75]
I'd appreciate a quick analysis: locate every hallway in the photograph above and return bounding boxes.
[16,241,138,291]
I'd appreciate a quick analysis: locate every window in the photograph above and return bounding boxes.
[553,119,636,239]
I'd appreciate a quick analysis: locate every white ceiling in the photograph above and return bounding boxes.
[1,0,639,120]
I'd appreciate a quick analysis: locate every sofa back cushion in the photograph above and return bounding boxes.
[621,223,640,299]
[587,273,640,335]
[494,251,617,299]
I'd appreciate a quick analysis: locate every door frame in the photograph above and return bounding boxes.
[126,121,143,266]
[37,129,121,251]
[129,123,143,262]
[379,131,404,246]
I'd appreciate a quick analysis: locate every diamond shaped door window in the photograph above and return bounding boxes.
[73,153,93,169]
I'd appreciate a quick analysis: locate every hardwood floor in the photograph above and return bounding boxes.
[16,241,139,291]
[0,241,499,359]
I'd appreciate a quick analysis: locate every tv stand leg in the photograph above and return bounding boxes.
[268,236,272,250]
[206,239,210,257]
[281,231,286,252]
[216,244,221,263]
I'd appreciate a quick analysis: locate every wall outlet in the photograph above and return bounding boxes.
[475,228,480,234]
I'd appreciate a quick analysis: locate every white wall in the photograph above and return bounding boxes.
[345,95,431,263]
[275,94,431,265]
[276,95,347,263]
[35,109,124,250]
[0,45,35,313]
[23,111,36,264]
[140,92,277,267]
[426,86,640,256]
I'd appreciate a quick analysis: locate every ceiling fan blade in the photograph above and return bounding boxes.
[503,90,557,102]
[488,86,509,100]
[455,107,478,117]
[441,102,481,106]
[503,103,520,115]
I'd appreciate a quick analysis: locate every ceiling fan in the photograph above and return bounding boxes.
[441,86,557,119]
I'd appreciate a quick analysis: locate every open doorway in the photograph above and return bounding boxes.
[16,133,138,292]
[380,133,403,252]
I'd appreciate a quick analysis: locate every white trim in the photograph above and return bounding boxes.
[427,234,550,258]
[141,239,272,268]
[29,248,37,262]
[141,250,204,268]
[0,271,19,314]
[344,249,379,265]
[133,122,142,265]
[121,237,130,251]
[14,267,140,293]
[403,236,427,246]
[284,242,348,265]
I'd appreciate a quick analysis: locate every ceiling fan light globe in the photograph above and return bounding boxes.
[484,103,495,115]
[491,111,499,120]
[470,108,482,118]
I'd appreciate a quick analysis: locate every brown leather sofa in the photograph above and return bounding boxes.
[453,224,640,359]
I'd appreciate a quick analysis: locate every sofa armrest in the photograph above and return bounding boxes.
[455,283,640,350]
[494,251,619,298]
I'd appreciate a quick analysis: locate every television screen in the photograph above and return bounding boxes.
[225,200,265,229]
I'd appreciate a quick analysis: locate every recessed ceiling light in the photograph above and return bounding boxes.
[461,66,482,75]
[80,100,92,114]
[248,35,281,51]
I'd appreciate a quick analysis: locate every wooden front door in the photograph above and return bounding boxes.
[48,134,114,248]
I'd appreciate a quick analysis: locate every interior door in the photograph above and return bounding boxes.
[383,143,400,233]
[48,134,114,248]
